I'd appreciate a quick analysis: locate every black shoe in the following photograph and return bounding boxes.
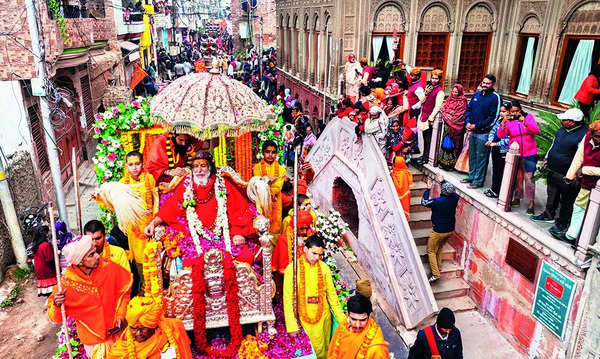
[548,224,567,234]
[531,212,555,223]
[484,189,498,198]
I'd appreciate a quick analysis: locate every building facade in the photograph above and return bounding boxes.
[276,0,600,118]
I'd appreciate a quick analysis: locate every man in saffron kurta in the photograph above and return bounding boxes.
[272,209,314,274]
[107,296,192,359]
[48,235,132,358]
[283,235,346,359]
[328,294,389,359]
[144,151,258,265]
[146,133,202,185]
[253,140,286,235]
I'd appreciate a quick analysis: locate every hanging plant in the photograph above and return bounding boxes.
[47,0,69,44]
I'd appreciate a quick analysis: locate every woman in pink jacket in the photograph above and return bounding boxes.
[497,100,540,214]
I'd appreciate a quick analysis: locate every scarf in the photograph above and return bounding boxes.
[441,84,467,132]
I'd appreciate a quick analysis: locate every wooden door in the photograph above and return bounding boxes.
[457,33,491,91]
[52,90,82,183]
[416,33,449,72]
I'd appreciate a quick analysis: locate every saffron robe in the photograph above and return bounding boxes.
[253,160,287,235]
[283,260,346,359]
[107,318,192,359]
[47,259,132,346]
[102,243,131,272]
[146,134,201,183]
[391,156,413,220]
[327,318,390,359]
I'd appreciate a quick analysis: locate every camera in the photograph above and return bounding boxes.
[509,114,521,121]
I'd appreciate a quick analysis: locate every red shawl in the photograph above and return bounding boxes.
[441,84,467,132]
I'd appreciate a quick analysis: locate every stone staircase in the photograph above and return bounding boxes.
[409,166,476,314]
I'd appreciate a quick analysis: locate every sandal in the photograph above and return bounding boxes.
[484,189,498,198]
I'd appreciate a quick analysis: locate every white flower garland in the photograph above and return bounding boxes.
[183,173,232,255]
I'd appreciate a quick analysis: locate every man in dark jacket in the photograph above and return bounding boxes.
[531,108,588,238]
[408,307,463,359]
[461,74,501,188]
[422,176,459,282]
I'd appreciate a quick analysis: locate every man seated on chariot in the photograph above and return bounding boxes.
[146,132,203,189]
[143,151,261,266]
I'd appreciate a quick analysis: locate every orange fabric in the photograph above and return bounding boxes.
[47,259,132,346]
[146,134,201,183]
[391,156,413,220]
[107,318,192,359]
[130,63,147,90]
[327,318,390,359]
[272,211,314,274]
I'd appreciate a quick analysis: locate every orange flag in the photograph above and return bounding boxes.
[130,63,147,90]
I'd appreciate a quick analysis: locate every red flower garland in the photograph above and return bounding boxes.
[192,250,243,357]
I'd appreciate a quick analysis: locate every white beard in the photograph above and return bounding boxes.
[193,173,210,186]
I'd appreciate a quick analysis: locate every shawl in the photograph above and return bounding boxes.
[391,156,413,220]
[441,84,468,132]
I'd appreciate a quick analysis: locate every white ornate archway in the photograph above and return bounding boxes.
[306,118,437,329]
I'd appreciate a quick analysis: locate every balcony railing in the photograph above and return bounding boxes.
[59,0,105,19]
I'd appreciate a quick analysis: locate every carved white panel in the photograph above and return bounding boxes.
[421,5,449,32]
[465,4,493,32]
[307,118,437,329]
[374,5,404,33]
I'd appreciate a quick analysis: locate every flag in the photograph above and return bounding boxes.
[130,63,147,90]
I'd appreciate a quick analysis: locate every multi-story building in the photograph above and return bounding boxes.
[276,0,600,119]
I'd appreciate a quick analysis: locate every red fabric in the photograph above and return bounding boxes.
[337,107,353,118]
[130,63,147,90]
[158,175,257,239]
[362,66,376,82]
[33,241,56,281]
[581,132,600,189]
[146,134,201,183]
[575,75,600,105]
[421,86,443,122]
[424,326,440,356]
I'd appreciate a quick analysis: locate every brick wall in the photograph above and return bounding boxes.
[230,0,277,52]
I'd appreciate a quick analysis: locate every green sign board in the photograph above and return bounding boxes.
[532,261,576,340]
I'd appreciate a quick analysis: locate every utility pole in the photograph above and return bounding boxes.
[0,157,27,269]
[25,0,69,227]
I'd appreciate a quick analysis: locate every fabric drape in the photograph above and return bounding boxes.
[558,39,594,104]
[516,37,536,95]
[385,36,395,61]
[372,36,384,62]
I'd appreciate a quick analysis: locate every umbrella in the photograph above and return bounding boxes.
[150,71,275,139]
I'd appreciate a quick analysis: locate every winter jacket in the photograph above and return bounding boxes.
[496,113,539,157]
[465,90,501,134]
[421,189,459,233]
[574,75,600,105]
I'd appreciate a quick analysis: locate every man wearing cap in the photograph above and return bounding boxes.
[48,235,133,358]
[531,108,588,239]
[422,175,459,282]
[327,292,389,359]
[408,307,463,359]
[107,296,192,359]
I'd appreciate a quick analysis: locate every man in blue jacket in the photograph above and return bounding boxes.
[422,176,459,282]
[408,307,463,359]
[461,74,501,189]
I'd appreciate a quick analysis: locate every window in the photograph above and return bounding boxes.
[457,33,491,91]
[553,37,600,105]
[371,35,403,64]
[416,33,449,77]
[512,35,539,96]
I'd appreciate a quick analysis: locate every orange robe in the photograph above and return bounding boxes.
[253,160,286,235]
[47,259,132,346]
[327,318,390,359]
[107,318,192,359]
[391,156,413,220]
[146,134,201,183]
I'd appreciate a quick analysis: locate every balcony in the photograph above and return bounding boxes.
[64,18,110,49]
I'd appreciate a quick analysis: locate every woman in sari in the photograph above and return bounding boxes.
[391,156,413,220]
[438,84,468,171]
[384,118,414,168]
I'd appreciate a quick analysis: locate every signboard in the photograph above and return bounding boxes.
[532,261,576,339]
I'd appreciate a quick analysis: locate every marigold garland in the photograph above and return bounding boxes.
[143,240,163,300]
[297,255,325,325]
[329,317,378,359]
[235,132,253,181]
[192,250,243,357]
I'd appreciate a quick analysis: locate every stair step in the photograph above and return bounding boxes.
[411,181,428,197]
[409,211,432,229]
[436,296,477,313]
[417,243,456,262]
[424,259,463,280]
[431,277,470,300]
[410,196,430,213]
[411,228,431,246]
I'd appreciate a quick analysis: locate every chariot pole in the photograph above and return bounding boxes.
[48,204,74,359]
[292,144,300,322]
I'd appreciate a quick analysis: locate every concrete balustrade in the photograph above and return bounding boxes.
[576,179,600,261]
[497,142,520,212]
[428,113,443,167]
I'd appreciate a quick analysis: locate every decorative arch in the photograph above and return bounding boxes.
[303,13,309,30]
[518,13,542,34]
[313,13,320,31]
[560,0,600,35]
[285,13,290,28]
[373,2,406,33]
[324,12,331,31]
[293,14,299,29]
[464,1,496,32]
[419,2,453,32]
[306,117,437,329]
[279,14,284,28]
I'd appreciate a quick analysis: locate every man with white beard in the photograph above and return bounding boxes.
[144,151,260,265]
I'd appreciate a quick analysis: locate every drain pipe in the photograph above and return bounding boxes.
[0,157,28,268]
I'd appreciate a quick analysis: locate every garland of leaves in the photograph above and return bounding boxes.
[256,102,285,164]
[47,0,69,44]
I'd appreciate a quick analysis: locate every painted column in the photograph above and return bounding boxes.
[576,179,600,261]
[428,113,442,167]
[497,141,520,212]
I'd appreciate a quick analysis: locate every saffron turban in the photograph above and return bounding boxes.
[373,88,386,102]
[356,278,372,299]
[293,210,313,228]
[431,69,443,77]
[126,296,162,328]
[62,235,94,265]
[410,67,421,75]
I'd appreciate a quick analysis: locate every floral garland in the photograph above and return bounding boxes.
[121,172,155,211]
[192,250,243,357]
[54,317,86,359]
[315,207,349,261]
[143,240,163,300]
[256,103,285,164]
[328,318,378,359]
[297,255,325,325]
[183,174,231,255]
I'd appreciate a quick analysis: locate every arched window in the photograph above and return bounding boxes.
[372,4,406,63]
[511,15,542,96]
[457,3,494,91]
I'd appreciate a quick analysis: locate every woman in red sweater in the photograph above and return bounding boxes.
[575,64,600,120]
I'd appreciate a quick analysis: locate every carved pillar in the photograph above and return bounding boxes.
[576,179,600,261]
[497,142,520,212]
[428,113,442,167]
